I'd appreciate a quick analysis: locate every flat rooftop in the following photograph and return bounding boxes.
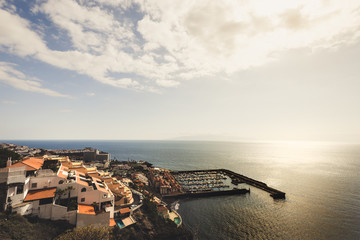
[78,204,96,215]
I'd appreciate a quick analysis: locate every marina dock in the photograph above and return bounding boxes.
[171,169,286,199]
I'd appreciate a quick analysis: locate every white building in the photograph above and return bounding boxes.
[0,166,29,211]
[0,156,122,227]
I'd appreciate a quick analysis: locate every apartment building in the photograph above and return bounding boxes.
[0,156,134,227]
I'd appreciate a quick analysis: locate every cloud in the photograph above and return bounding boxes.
[1,100,17,104]
[0,8,47,57]
[156,79,180,88]
[0,62,71,98]
[86,92,95,97]
[35,0,134,53]
[0,1,360,92]
[279,7,310,30]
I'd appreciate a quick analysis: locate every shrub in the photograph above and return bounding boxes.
[56,225,110,240]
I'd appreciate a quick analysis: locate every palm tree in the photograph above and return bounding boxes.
[91,202,99,214]
[54,188,65,204]
[65,186,74,204]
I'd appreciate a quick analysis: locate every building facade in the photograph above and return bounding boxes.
[0,155,132,227]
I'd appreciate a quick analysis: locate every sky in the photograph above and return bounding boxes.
[1,0,360,142]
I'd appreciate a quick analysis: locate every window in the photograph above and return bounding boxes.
[39,198,52,205]
[81,198,85,202]
[81,187,86,192]
[16,185,24,194]
[31,183,37,188]
[58,180,64,184]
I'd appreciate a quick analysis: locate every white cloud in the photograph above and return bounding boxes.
[1,100,17,104]
[36,0,134,53]
[0,0,16,13]
[86,92,95,97]
[0,8,47,56]
[0,0,360,92]
[0,62,71,98]
[156,79,180,88]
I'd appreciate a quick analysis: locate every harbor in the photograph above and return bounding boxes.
[173,171,229,192]
[168,169,285,199]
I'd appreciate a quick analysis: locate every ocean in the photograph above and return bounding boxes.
[6,140,360,239]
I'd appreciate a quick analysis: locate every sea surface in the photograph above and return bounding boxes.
[5,140,360,239]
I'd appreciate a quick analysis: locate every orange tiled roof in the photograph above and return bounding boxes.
[59,160,72,168]
[78,204,96,215]
[109,218,116,227]
[95,182,108,193]
[8,162,36,171]
[157,205,168,212]
[88,172,101,179]
[22,157,44,170]
[85,167,97,172]
[78,172,86,178]
[76,172,90,186]
[119,207,130,214]
[91,177,108,193]
[68,167,87,173]
[24,188,56,201]
[9,157,44,171]
[57,165,68,179]
[91,176,102,182]
[77,178,89,186]
[103,178,114,183]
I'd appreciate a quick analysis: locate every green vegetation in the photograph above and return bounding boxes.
[57,220,192,240]
[0,213,73,240]
[56,225,110,240]
[55,188,66,204]
[67,199,78,211]
[91,202,100,213]
[0,149,21,168]
[55,188,77,211]
[0,209,192,240]
[36,149,48,157]
[128,198,193,240]
[53,197,193,240]
[142,198,161,225]
[42,159,59,172]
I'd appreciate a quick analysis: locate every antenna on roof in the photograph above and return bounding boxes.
[7,157,12,167]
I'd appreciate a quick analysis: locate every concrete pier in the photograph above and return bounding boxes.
[163,188,250,199]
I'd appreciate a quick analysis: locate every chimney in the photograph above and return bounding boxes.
[6,157,12,167]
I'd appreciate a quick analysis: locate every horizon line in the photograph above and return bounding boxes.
[1,139,359,145]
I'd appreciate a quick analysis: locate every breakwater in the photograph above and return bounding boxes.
[172,169,286,199]
[163,188,250,199]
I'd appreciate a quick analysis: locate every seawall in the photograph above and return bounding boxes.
[162,188,250,200]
